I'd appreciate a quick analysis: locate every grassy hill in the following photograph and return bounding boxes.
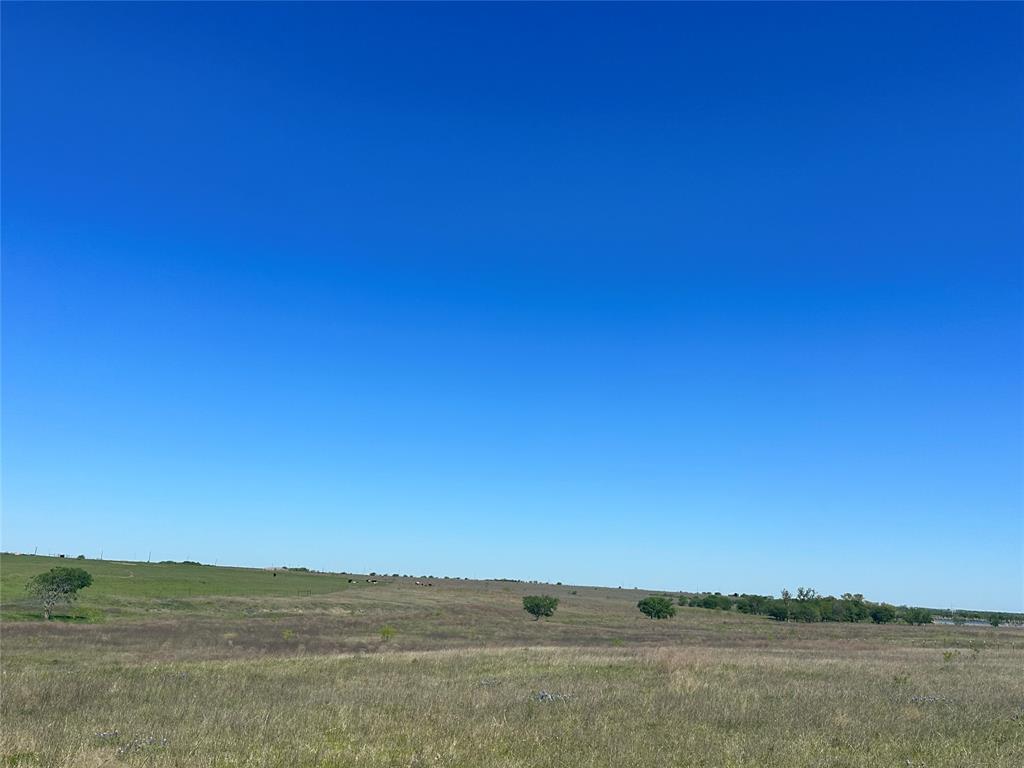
[2,553,1021,768]
[0,554,354,621]
[0,552,358,618]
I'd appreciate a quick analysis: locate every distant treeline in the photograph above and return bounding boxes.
[678,587,1022,626]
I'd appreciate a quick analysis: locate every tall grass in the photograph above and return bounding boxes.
[2,555,1021,766]
[3,646,1021,767]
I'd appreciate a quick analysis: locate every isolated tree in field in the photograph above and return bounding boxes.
[25,567,93,620]
[523,595,559,620]
[637,596,675,619]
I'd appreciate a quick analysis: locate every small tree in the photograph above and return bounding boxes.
[523,595,559,620]
[637,596,675,619]
[988,614,1003,628]
[26,567,93,620]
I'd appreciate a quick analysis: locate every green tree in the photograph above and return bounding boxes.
[637,596,676,619]
[25,567,93,620]
[789,601,821,622]
[795,586,818,602]
[839,594,869,622]
[869,604,897,624]
[522,595,559,620]
[901,607,933,626]
[988,614,1003,628]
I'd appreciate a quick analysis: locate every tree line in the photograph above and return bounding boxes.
[680,587,931,624]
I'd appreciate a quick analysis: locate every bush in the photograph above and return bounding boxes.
[522,595,559,620]
[637,596,676,619]
[765,600,789,621]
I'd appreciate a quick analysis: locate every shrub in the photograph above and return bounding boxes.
[765,600,789,621]
[25,567,93,620]
[379,625,396,642]
[522,595,559,620]
[637,596,675,619]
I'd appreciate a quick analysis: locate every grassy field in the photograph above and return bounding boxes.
[2,555,1021,767]
[0,555,354,621]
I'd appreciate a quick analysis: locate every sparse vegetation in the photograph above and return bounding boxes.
[1,555,1021,767]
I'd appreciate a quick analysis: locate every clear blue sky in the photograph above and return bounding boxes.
[2,3,1021,611]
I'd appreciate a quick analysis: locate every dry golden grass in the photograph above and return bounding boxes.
[2,557,1022,767]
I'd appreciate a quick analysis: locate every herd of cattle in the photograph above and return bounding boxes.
[345,577,435,587]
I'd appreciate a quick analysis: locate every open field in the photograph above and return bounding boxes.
[2,555,1022,767]
[0,555,354,622]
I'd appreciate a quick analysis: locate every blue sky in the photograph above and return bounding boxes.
[2,3,1021,611]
